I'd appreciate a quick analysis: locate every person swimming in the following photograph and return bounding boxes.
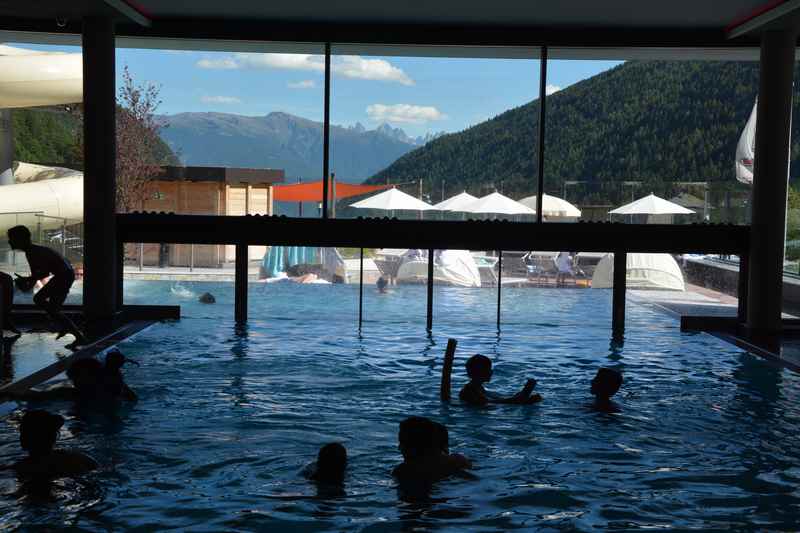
[590,367,623,412]
[392,416,472,486]
[11,409,97,478]
[3,356,136,404]
[458,354,542,406]
[305,442,347,485]
[101,349,138,402]
[376,276,388,293]
[7,225,86,346]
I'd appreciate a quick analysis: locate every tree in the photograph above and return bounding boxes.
[75,65,173,212]
[115,65,167,212]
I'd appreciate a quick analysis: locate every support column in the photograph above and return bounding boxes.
[82,18,118,333]
[426,249,434,332]
[612,251,627,338]
[235,244,248,323]
[746,29,797,334]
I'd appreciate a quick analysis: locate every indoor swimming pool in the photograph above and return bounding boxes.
[1,282,799,530]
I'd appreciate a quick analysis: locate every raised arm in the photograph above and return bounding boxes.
[440,338,457,402]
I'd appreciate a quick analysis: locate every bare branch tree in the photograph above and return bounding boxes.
[75,65,168,213]
[115,65,166,212]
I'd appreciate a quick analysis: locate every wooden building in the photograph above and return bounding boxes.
[137,166,284,268]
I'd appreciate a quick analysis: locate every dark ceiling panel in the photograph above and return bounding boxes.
[0,0,770,29]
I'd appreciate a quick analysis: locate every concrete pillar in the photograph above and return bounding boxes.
[82,18,118,331]
[746,30,797,334]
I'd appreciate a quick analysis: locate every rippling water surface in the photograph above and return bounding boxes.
[2,281,800,531]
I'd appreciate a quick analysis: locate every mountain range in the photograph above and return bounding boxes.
[158,111,442,182]
[366,60,792,205]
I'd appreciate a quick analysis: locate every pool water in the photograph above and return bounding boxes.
[2,281,800,531]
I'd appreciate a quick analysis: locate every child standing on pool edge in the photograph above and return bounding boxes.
[7,225,86,347]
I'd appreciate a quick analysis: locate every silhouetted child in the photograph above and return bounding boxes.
[376,276,388,293]
[7,225,86,346]
[1,271,19,335]
[12,409,97,478]
[591,367,623,411]
[459,354,542,406]
[5,356,135,404]
[102,349,138,402]
[392,416,472,486]
[305,442,347,485]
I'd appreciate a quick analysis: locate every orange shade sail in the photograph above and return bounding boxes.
[273,180,392,202]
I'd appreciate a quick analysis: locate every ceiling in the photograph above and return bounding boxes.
[0,0,784,49]
[0,0,770,29]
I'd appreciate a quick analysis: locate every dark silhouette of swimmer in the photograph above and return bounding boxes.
[1,271,20,335]
[591,367,623,412]
[12,409,97,478]
[101,349,138,401]
[392,416,472,486]
[306,442,347,485]
[198,292,216,304]
[7,225,86,346]
[4,356,136,404]
[459,354,542,406]
[376,276,388,293]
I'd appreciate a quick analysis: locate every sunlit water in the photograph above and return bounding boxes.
[2,281,800,531]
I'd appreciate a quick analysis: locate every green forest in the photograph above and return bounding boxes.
[367,60,789,213]
[11,106,178,169]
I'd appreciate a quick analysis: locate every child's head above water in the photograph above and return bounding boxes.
[314,442,347,484]
[66,358,103,391]
[465,354,492,383]
[20,409,64,457]
[591,368,623,400]
[398,416,443,461]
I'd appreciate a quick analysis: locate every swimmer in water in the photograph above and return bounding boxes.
[7,225,86,347]
[459,354,542,406]
[590,367,623,412]
[11,409,97,478]
[392,416,472,486]
[376,276,388,293]
[3,356,136,404]
[305,442,347,485]
[101,349,138,402]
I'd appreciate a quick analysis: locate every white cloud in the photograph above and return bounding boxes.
[287,80,316,89]
[366,104,447,124]
[545,84,561,95]
[196,57,239,69]
[196,53,413,85]
[335,56,414,86]
[201,95,241,104]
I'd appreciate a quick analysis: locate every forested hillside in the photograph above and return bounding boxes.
[12,107,178,170]
[368,61,777,204]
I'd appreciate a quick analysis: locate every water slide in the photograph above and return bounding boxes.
[0,45,83,232]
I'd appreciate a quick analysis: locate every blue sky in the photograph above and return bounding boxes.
[17,43,621,138]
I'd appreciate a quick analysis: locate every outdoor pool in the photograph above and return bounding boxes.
[1,281,799,531]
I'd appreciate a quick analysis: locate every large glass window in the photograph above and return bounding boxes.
[544,53,756,226]
[330,46,540,222]
[116,41,325,305]
[0,40,84,304]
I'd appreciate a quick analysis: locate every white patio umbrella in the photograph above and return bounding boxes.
[350,187,433,212]
[518,193,582,218]
[461,191,537,216]
[432,191,478,211]
[609,193,695,215]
